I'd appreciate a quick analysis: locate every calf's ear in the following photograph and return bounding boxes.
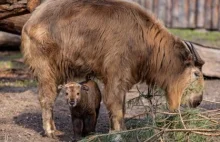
[82,85,89,91]
[58,85,63,90]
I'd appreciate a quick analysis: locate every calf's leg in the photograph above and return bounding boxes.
[82,114,96,136]
[72,118,83,139]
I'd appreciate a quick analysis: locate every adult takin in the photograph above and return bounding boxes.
[21,0,205,138]
[60,79,101,139]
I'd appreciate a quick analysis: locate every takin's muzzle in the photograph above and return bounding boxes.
[188,93,203,108]
[181,69,204,108]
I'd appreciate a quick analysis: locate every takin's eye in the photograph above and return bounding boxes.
[65,92,68,96]
[194,71,200,78]
[77,93,80,96]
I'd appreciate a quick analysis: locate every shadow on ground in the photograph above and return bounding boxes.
[13,111,75,141]
[13,102,110,141]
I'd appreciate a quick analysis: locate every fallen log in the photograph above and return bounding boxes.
[191,42,220,78]
[0,13,30,34]
[0,0,41,34]
[0,31,21,50]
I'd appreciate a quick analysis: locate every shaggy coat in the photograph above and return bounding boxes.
[62,80,101,138]
[21,0,204,137]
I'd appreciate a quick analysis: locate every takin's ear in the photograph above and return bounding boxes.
[184,54,193,66]
[81,85,89,91]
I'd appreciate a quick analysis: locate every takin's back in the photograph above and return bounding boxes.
[22,0,168,80]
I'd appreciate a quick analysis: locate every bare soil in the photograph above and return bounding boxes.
[0,51,219,142]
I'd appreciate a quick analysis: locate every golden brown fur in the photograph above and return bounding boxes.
[21,0,204,137]
[62,80,101,139]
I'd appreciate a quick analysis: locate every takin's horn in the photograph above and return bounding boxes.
[184,41,205,67]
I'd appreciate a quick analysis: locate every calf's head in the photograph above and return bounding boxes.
[61,82,89,107]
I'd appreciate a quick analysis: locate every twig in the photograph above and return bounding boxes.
[187,133,190,142]
[199,123,219,129]
[201,109,220,114]
[192,131,220,136]
[136,131,141,142]
[144,130,164,142]
[82,126,220,141]
[198,107,208,111]
[159,137,164,142]
[126,112,150,122]
[136,86,149,112]
[178,108,186,129]
[197,114,219,124]
[208,113,220,117]
[146,85,157,125]
[161,121,172,129]
[161,128,220,133]
[157,118,220,123]
[5,133,9,142]
[156,111,179,115]
[203,99,220,104]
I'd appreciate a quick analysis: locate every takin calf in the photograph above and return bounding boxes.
[60,80,101,139]
[21,0,205,138]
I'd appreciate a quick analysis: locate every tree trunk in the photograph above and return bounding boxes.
[0,31,21,50]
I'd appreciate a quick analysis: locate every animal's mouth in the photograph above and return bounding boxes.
[181,78,204,108]
[189,94,203,108]
[181,93,203,108]
[68,100,77,107]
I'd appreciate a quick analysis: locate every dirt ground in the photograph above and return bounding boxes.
[0,52,220,142]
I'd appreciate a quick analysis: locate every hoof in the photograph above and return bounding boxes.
[46,132,58,139]
[54,130,64,136]
[45,130,64,139]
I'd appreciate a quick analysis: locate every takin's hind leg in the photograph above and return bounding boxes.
[38,74,61,138]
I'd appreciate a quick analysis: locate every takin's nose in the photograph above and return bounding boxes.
[69,100,77,107]
[189,94,203,108]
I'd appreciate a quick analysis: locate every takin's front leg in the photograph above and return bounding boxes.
[38,79,61,138]
[103,81,127,131]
